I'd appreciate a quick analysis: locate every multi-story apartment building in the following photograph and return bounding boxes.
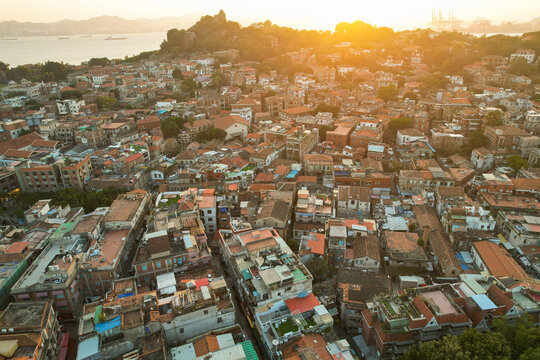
[453,109,483,135]
[11,221,85,316]
[75,125,108,148]
[326,125,354,148]
[510,49,536,63]
[412,110,430,134]
[361,284,471,358]
[471,147,494,171]
[295,189,333,224]
[398,168,455,196]
[484,124,529,151]
[496,212,540,247]
[286,128,317,161]
[303,154,334,176]
[0,241,30,310]
[157,275,237,346]
[313,66,336,83]
[279,106,314,122]
[326,219,347,262]
[0,119,30,140]
[0,301,61,360]
[362,278,539,358]
[133,210,211,286]
[350,126,383,150]
[1,79,43,99]
[81,190,150,296]
[19,156,92,192]
[218,227,313,319]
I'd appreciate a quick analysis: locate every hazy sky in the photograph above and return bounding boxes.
[2,0,540,30]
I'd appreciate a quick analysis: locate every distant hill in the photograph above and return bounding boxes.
[0,15,201,37]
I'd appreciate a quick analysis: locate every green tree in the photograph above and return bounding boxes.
[463,131,489,155]
[163,139,183,157]
[385,116,413,143]
[390,160,402,172]
[493,316,540,358]
[181,79,198,95]
[172,68,183,79]
[508,58,536,76]
[61,90,82,100]
[210,71,225,88]
[486,110,504,126]
[160,116,186,139]
[96,96,117,110]
[196,128,227,141]
[378,85,398,101]
[319,125,333,142]
[458,328,511,360]
[401,315,540,360]
[419,74,449,93]
[315,103,340,118]
[403,91,418,101]
[88,57,110,66]
[42,61,68,81]
[401,335,468,360]
[0,61,8,73]
[305,257,332,282]
[506,155,528,174]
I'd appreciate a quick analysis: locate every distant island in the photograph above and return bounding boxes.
[0,14,201,37]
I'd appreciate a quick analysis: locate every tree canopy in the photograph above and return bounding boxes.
[384,116,413,143]
[485,110,504,126]
[196,128,227,141]
[315,103,340,118]
[160,116,188,139]
[401,315,540,360]
[378,85,399,102]
[88,57,110,66]
[506,155,528,174]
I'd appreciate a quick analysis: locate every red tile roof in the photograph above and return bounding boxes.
[285,292,321,314]
[306,233,325,255]
[125,153,143,163]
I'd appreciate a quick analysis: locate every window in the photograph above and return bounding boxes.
[144,276,150,282]
[156,261,161,268]
[142,265,148,271]
[167,259,171,265]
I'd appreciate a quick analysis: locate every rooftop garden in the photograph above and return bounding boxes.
[382,299,397,316]
[305,317,316,328]
[275,318,299,336]
[158,195,181,207]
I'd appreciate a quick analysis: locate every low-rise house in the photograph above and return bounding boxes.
[336,185,371,218]
[470,241,529,280]
[344,235,380,272]
[384,231,429,269]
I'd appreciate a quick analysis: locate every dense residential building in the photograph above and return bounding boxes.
[285,128,318,160]
[1,15,539,360]
[0,301,62,360]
